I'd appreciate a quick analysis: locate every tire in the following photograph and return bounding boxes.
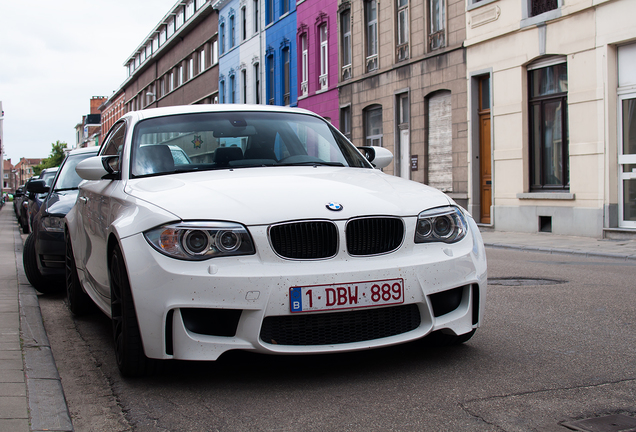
[110,244,154,377]
[65,234,94,316]
[426,329,476,347]
[21,214,30,234]
[23,233,58,294]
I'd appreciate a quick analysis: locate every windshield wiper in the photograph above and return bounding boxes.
[276,161,345,167]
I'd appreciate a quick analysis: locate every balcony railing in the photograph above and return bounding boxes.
[397,43,409,62]
[319,74,328,91]
[342,64,352,81]
[366,55,378,73]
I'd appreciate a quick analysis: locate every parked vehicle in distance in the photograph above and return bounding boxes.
[23,148,98,293]
[13,185,25,216]
[16,178,38,233]
[26,166,59,233]
[65,105,487,377]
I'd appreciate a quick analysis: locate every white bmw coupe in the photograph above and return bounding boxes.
[65,104,487,376]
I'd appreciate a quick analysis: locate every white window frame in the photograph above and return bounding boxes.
[319,24,328,91]
[301,34,308,97]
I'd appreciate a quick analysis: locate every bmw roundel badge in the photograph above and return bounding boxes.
[326,202,343,211]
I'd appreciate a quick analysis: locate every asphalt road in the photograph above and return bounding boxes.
[37,248,636,432]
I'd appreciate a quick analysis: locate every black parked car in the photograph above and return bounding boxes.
[23,147,99,293]
[25,167,59,233]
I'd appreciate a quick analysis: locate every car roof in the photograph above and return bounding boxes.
[40,167,59,174]
[67,146,100,156]
[124,104,321,122]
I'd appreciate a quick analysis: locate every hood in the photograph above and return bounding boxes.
[124,167,452,226]
[44,190,80,217]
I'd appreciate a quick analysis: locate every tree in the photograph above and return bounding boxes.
[34,141,67,175]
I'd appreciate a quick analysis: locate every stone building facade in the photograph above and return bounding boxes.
[337,0,469,209]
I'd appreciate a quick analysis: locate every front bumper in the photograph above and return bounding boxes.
[120,221,487,361]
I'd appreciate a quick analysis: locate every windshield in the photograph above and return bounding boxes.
[130,111,370,177]
[54,151,99,190]
[40,170,58,187]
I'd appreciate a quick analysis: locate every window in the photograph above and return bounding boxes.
[268,54,275,105]
[179,65,184,86]
[189,58,194,80]
[341,10,352,80]
[427,91,452,191]
[242,69,247,103]
[167,17,175,38]
[169,71,175,92]
[396,93,410,178]
[429,0,445,50]
[254,0,259,33]
[300,34,308,96]
[396,0,409,61]
[159,27,167,45]
[220,22,225,54]
[530,0,558,17]
[230,74,236,103]
[241,6,247,41]
[528,58,569,190]
[365,106,383,146]
[212,40,219,64]
[254,63,260,104]
[220,79,226,103]
[230,14,235,48]
[283,48,291,106]
[340,106,352,139]
[266,0,273,25]
[282,0,289,15]
[319,25,328,91]
[199,48,206,73]
[365,0,378,72]
[176,7,185,28]
[186,0,195,19]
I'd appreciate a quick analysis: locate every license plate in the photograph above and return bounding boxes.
[290,278,404,313]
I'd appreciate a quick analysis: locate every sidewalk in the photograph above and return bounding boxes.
[0,205,635,432]
[479,227,636,260]
[0,206,72,432]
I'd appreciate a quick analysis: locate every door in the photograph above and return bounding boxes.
[619,94,636,228]
[478,76,492,224]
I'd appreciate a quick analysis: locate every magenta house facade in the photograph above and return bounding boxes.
[296,0,340,128]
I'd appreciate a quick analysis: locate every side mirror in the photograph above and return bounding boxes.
[357,146,394,170]
[76,155,120,180]
[26,179,50,195]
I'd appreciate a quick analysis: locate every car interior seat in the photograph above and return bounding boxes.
[135,145,175,175]
[214,146,244,167]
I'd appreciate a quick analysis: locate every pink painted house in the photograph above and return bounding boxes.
[296,1,340,128]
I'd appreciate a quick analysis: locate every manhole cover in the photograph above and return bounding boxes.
[562,414,636,432]
[488,277,566,286]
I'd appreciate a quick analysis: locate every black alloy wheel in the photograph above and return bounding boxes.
[65,234,93,315]
[22,232,55,294]
[110,244,153,377]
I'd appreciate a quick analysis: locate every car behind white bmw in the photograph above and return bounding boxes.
[65,104,487,376]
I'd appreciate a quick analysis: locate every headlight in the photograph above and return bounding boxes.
[415,206,467,244]
[42,216,65,232]
[144,222,255,260]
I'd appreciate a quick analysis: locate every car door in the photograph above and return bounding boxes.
[77,121,127,299]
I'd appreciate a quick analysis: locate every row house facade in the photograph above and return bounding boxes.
[213,0,467,209]
[337,0,470,210]
[465,0,636,238]
[3,159,16,195]
[108,0,636,239]
[101,0,219,137]
[14,158,42,186]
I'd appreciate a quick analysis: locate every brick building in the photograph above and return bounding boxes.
[14,158,43,186]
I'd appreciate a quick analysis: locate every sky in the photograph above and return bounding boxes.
[0,0,179,165]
